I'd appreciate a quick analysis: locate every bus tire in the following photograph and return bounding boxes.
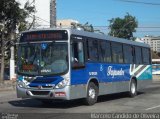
[129,79,137,97]
[85,82,98,106]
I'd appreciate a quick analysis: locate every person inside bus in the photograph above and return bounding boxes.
[72,42,84,67]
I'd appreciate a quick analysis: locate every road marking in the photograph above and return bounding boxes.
[145,105,160,111]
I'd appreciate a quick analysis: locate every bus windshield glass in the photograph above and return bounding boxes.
[17,42,68,76]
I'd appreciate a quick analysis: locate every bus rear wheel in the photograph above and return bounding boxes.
[129,79,137,97]
[85,82,98,106]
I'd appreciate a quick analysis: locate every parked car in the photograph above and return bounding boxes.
[4,67,10,80]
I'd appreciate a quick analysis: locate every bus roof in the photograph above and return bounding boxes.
[70,29,150,48]
[22,28,150,48]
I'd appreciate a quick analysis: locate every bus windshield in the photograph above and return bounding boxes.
[17,42,68,76]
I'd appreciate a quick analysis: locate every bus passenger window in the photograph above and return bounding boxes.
[135,47,142,64]
[99,41,111,63]
[111,42,123,63]
[142,48,150,64]
[71,42,85,68]
[88,40,98,61]
[123,45,134,64]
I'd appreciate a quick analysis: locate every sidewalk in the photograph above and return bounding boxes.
[0,80,16,91]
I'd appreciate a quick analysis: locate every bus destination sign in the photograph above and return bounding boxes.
[20,30,68,42]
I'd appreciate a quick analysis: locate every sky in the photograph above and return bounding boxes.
[16,0,160,38]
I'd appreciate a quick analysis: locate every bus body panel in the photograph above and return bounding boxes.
[17,64,152,100]
[71,63,131,86]
[17,85,71,100]
[16,28,152,102]
[71,64,152,85]
[69,63,152,99]
[28,76,64,88]
[17,74,71,100]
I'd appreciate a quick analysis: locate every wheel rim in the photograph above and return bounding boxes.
[89,88,96,99]
[131,83,136,94]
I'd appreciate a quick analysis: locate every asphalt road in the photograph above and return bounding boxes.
[0,81,160,119]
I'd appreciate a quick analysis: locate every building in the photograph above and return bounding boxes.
[141,36,160,53]
[57,19,79,28]
[135,37,144,43]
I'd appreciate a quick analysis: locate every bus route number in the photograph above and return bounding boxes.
[89,72,98,76]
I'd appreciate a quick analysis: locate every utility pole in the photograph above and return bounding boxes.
[0,31,4,83]
[50,0,57,28]
[0,23,5,83]
[10,31,15,80]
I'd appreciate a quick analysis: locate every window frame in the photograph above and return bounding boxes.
[71,35,86,69]
[123,44,134,64]
[87,38,99,62]
[134,46,143,64]
[98,40,112,63]
[71,35,151,66]
[111,42,124,64]
[142,47,151,65]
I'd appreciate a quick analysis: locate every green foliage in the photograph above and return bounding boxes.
[0,0,35,34]
[83,22,94,32]
[0,0,35,81]
[108,13,138,40]
[0,0,35,61]
[71,22,94,32]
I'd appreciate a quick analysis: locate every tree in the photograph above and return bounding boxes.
[108,13,138,40]
[71,22,106,34]
[0,0,35,82]
[71,22,94,32]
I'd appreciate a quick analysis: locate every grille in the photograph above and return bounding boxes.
[31,91,50,95]
[29,86,53,89]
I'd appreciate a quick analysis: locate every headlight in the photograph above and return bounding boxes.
[55,78,69,89]
[17,76,29,88]
[17,81,27,88]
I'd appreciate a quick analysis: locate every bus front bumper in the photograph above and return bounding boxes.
[16,85,70,100]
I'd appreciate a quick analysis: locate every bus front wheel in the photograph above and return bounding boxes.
[85,82,98,106]
[129,79,137,97]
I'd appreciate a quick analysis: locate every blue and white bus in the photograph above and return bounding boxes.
[152,64,160,75]
[152,59,160,75]
[16,28,152,105]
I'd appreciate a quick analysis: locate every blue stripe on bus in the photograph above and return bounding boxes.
[28,76,64,87]
[71,63,131,85]
[71,63,152,85]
